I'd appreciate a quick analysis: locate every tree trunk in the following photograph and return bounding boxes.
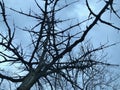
[17,71,39,90]
[17,64,46,90]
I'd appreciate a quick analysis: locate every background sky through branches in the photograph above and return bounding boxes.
[1,0,119,64]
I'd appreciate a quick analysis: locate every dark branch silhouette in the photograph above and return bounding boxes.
[0,0,120,90]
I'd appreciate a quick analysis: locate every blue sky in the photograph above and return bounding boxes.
[0,0,120,89]
[1,0,120,64]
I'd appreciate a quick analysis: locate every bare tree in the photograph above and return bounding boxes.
[77,43,120,90]
[0,0,120,90]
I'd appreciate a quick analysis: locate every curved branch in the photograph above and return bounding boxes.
[0,73,23,82]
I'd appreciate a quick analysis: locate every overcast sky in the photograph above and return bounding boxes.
[1,0,120,64]
[0,0,120,90]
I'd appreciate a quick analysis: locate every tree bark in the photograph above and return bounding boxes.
[17,64,46,90]
[17,71,38,90]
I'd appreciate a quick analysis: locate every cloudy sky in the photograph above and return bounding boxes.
[1,0,119,64]
[0,0,120,89]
